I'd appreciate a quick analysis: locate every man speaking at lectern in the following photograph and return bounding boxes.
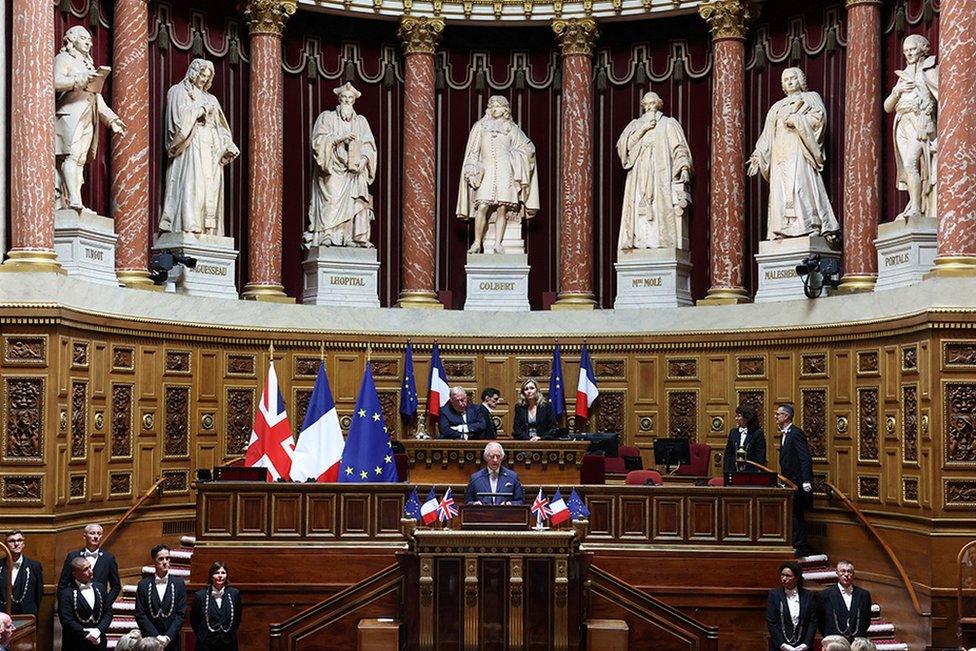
[465,442,524,505]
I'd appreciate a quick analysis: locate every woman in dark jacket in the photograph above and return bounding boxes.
[512,379,557,440]
[766,561,818,651]
[190,561,242,651]
[723,403,767,475]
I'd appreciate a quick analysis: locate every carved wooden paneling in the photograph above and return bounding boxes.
[3,336,46,365]
[1,475,41,503]
[163,470,189,493]
[667,358,697,379]
[71,381,88,459]
[801,389,827,461]
[371,358,399,379]
[737,357,764,378]
[294,389,313,433]
[668,391,697,440]
[165,350,191,374]
[4,377,44,460]
[857,351,879,374]
[72,341,90,368]
[903,478,919,503]
[227,354,255,376]
[111,384,133,458]
[857,476,880,500]
[800,354,827,376]
[596,391,624,435]
[594,359,624,380]
[109,472,132,497]
[226,388,254,456]
[295,357,320,377]
[518,359,550,379]
[112,346,135,371]
[442,359,475,380]
[70,474,86,498]
[164,386,190,457]
[945,342,976,367]
[857,388,879,462]
[902,345,918,372]
[377,390,398,438]
[945,480,976,508]
[945,383,976,464]
[737,389,765,429]
[903,385,918,463]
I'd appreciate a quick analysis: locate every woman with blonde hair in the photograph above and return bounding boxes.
[512,379,556,441]
[116,629,143,651]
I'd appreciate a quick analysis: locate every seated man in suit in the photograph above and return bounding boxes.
[723,404,767,475]
[818,560,872,643]
[0,530,43,616]
[134,544,187,650]
[438,386,487,440]
[478,387,501,440]
[58,557,114,650]
[0,612,14,651]
[58,523,122,606]
[464,441,524,505]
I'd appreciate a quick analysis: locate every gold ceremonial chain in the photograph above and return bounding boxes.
[779,600,803,647]
[146,580,175,619]
[204,591,234,633]
[833,607,860,638]
[73,587,101,625]
[9,567,29,604]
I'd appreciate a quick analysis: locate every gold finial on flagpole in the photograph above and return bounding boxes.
[366,342,373,362]
[269,341,275,361]
[320,341,325,362]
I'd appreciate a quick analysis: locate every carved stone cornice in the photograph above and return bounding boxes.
[698,0,754,40]
[398,16,445,55]
[552,18,599,57]
[241,0,297,36]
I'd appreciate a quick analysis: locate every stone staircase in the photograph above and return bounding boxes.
[799,554,910,651]
[106,536,196,648]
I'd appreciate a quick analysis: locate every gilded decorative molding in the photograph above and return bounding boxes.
[552,18,599,56]
[3,336,46,365]
[519,359,551,379]
[4,378,44,460]
[945,383,976,464]
[71,381,88,460]
[698,0,753,40]
[902,386,918,462]
[398,16,445,55]
[737,356,764,377]
[226,388,255,455]
[596,390,624,434]
[165,386,190,457]
[668,390,697,440]
[845,0,882,7]
[857,388,879,461]
[112,384,133,458]
[109,472,132,497]
[802,389,827,460]
[242,0,297,36]
[1,475,42,503]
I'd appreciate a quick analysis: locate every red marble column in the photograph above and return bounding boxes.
[932,0,976,275]
[698,0,753,304]
[242,0,296,301]
[112,0,156,289]
[397,17,444,308]
[552,19,599,310]
[2,0,60,272]
[837,0,882,293]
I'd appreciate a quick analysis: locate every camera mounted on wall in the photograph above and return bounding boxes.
[149,250,198,285]
[795,254,840,299]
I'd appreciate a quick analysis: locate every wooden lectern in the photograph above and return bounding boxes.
[459,504,530,530]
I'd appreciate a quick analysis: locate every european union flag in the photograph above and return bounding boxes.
[339,363,399,483]
[400,343,419,418]
[567,488,590,519]
[403,487,422,519]
[549,343,566,419]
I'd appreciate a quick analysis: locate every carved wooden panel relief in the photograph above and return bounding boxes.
[164,386,190,457]
[226,354,255,376]
[70,475,86,498]
[945,383,976,464]
[442,359,475,380]
[737,357,764,378]
[857,351,879,374]
[3,336,46,365]
[857,476,880,500]
[518,359,550,379]
[72,341,90,368]
[901,345,918,372]
[812,472,828,497]
[945,342,976,367]
[4,377,44,460]
[945,480,976,507]
[596,391,624,435]
[903,478,919,503]
[110,472,132,497]
[163,470,189,493]
[294,389,313,433]
[1,475,41,502]
[857,388,879,461]
[668,391,697,440]
[111,384,133,458]
[112,346,134,371]
[371,358,399,379]
[801,389,827,461]
[667,359,697,379]
[801,354,827,376]
[903,385,918,463]
[165,350,191,374]
[71,381,88,459]
[226,388,254,455]
[737,389,765,429]
[377,391,398,438]
[295,357,320,377]
[594,359,624,380]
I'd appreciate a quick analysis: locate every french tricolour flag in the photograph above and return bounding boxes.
[291,362,344,482]
[426,344,451,417]
[244,360,294,481]
[549,489,571,526]
[575,344,599,420]
[421,487,440,525]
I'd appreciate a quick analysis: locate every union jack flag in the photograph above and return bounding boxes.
[437,487,458,522]
[244,360,294,481]
[530,488,552,524]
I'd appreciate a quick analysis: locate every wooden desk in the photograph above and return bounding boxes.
[400,439,588,485]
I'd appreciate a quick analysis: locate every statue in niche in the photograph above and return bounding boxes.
[159,59,239,236]
[747,67,840,242]
[616,91,693,252]
[884,34,939,221]
[54,25,126,211]
[304,82,377,248]
[456,95,540,254]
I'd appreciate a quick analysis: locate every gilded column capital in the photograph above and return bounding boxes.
[552,18,599,57]
[845,0,882,6]
[398,16,445,55]
[698,0,754,40]
[242,0,297,36]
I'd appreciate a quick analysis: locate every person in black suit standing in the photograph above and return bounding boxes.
[818,560,872,642]
[190,561,241,651]
[766,560,818,651]
[57,523,122,606]
[58,557,113,650]
[723,404,767,475]
[0,530,43,616]
[135,544,187,650]
[512,379,556,441]
[774,404,814,556]
[477,387,501,440]
[438,387,488,440]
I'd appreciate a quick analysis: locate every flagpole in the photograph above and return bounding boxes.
[319,341,325,362]
[269,340,275,361]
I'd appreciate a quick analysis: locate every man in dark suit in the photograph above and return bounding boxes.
[464,441,524,505]
[774,404,814,556]
[134,544,187,650]
[478,387,501,440]
[438,386,487,440]
[722,404,767,475]
[58,557,113,650]
[0,530,43,615]
[57,523,122,606]
[818,560,872,642]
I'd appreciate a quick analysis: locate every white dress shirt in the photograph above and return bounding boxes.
[155,574,169,601]
[838,583,853,610]
[784,588,800,625]
[10,557,21,585]
[83,549,100,571]
[212,587,224,608]
[77,581,96,608]
[738,427,748,448]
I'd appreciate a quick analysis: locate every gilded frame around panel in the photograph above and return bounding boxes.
[901,477,919,504]
[856,349,880,376]
[901,382,920,466]
[164,349,193,376]
[799,387,828,463]
[225,352,257,377]
[110,382,135,461]
[800,352,828,378]
[108,471,133,499]
[735,354,767,379]
[68,472,87,502]
[162,383,192,460]
[855,387,881,465]
[943,478,976,509]
[942,339,976,369]
[942,380,976,467]
[2,333,48,366]
[69,379,89,462]
[665,356,699,380]
[2,375,45,463]
[856,475,881,502]
[70,339,90,369]
[900,343,919,373]
[665,388,699,441]
[0,474,43,504]
[162,470,191,495]
[110,344,136,372]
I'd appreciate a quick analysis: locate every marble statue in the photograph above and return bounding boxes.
[304,82,377,248]
[54,25,126,211]
[884,34,939,221]
[159,59,239,236]
[616,91,693,251]
[457,95,540,254]
[747,67,839,241]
